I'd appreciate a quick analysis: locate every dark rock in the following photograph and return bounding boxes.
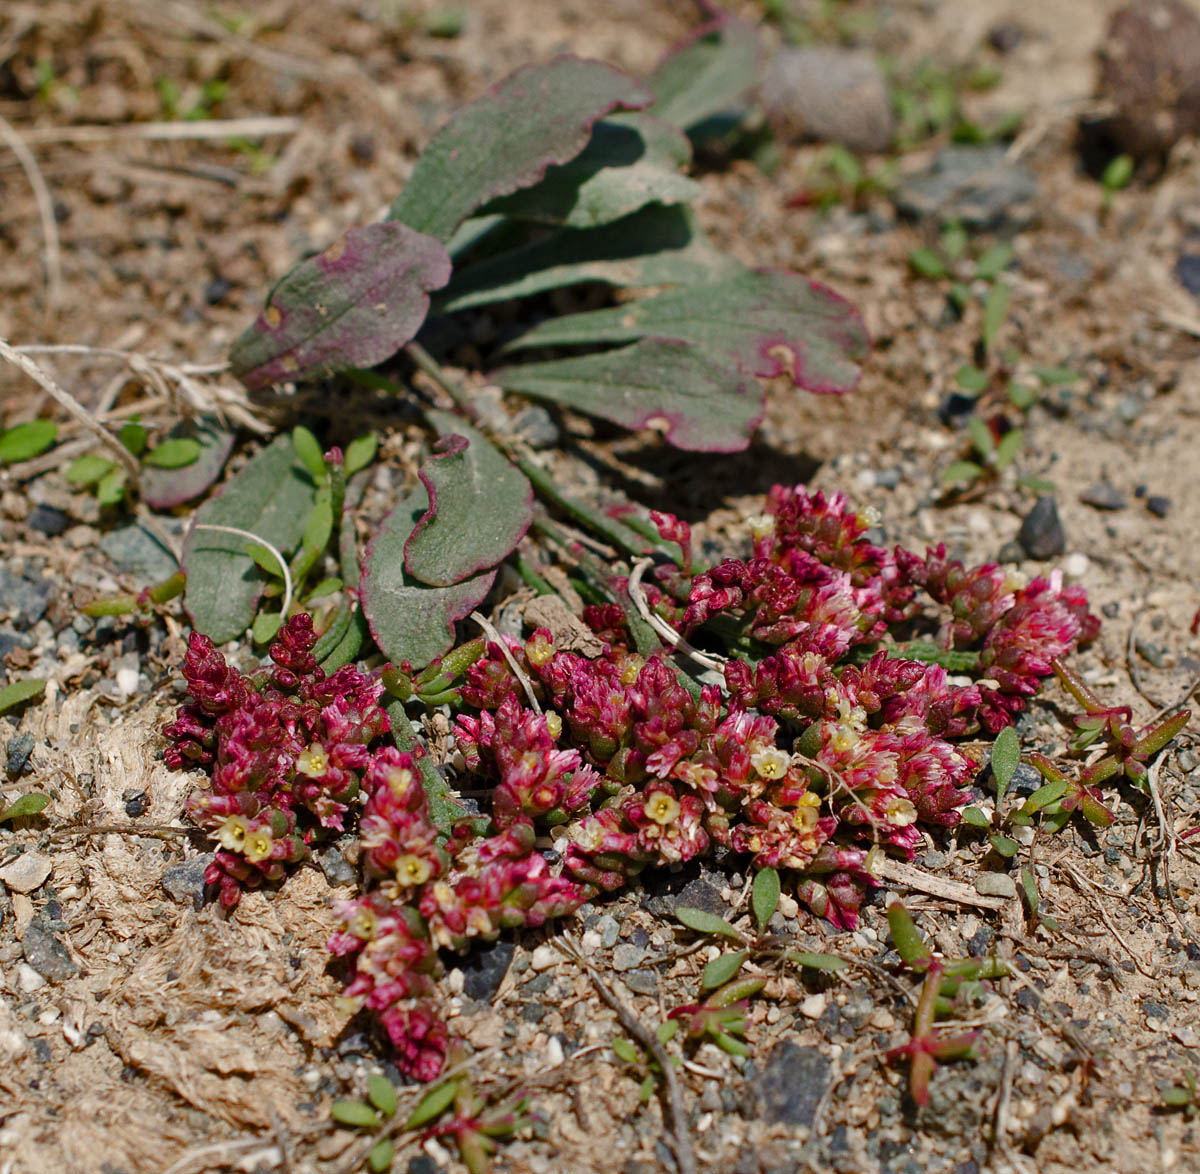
[521,1002,548,1024]
[161,856,213,907]
[967,926,994,958]
[996,540,1025,565]
[1101,601,1120,619]
[1146,494,1171,518]
[408,1157,443,1174]
[623,969,658,995]
[204,277,233,305]
[1008,762,1043,797]
[1143,999,1169,1020]
[1176,253,1200,299]
[987,23,1025,53]
[762,47,894,153]
[1098,1,1200,160]
[893,146,1037,230]
[122,789,148,818]
[22,924,78,982]
[27,505,70,536]
[33,1038,52,1064]
[461,939,515,1002]
[938,392,977,427]
[1015,986,1040,1009]
[0,567,54,630]
[750,1041,830,1126]
[672,877,728,919]
[317,845,357,887]
[1017,496,1066,559]
[1079,481,1127,511]
[6,732,35,779]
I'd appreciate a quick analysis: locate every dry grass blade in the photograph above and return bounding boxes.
[877,859,1009,911]
[17,116,302,146]
[0,112,62,320]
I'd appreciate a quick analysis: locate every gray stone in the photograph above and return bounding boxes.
[1016,496,1066,559]
[750,1041,830,1126]
[1080,481,1127,511]
[22,924,78,982]
[99,523,180,582]
[763,47,894,153]
[317,845,357,887]
[673,877,728,919]
[612,943,647,972]
[6,732,35,779]
[0,567,54,630]
[461,939,514,1002]
[894,146,1037,230]
[974,872,1017,898]
[510,405,559,449]
[0,852,52,893]
[595,914,620,949]
[623,969,658,995]
[27,505,70,537]
[1146,494,1171,518]
[161,856,213,906]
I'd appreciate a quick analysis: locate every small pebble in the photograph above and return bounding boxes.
[16,962,46,993]
[595,914,620,949]
[123,790,148,818]
[975,872,1017,899]
[798,992,827,1019]
[161,856,213,906]
[612,943,646,972]
[1079,481,1127,511]
[623,969,658,995]
[26,505,70,537]
[1146,494,1171,518]
[0,852,53,894]
[529,945,558,972]
[1016,496,1066,559]
[22,924,78,982]
[5,733,35,778]
[1062,552,1090,582]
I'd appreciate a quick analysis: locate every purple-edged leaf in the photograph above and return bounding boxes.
[183,436,318,643]
[388,57,652,243]
[360,486,495,670]
[405,412,532,587]
[141,416,235,509]
[228,222,451,391]
[437,204,734,313]
[647,16,761,131]
[479,114,698,229]
[495,338,764,453]
[504,269,869,395]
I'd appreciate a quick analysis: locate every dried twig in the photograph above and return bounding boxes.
[470,611,541,712]
[558,934,697,1174]
[628,557,724,673]
[877,858,1008,911]
[0,338,141,479]
[0,112,62,318]
[17,115,302,146]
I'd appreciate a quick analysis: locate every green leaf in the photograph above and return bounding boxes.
[330,1100,380,1129]
[942,460,983,484]
[960,805,991,829]
[1101,153,1133,191]
[389,57,651,242]
[967,414,995,456]
[367,1137,395,1173]
[385,698,469,828]
[481,114,699,229]
[66,453,117,486]
[142,438,202,469]
[1019,866,1039,911]
[751,866,780,932]
[940,222,967,259]
[989,834,1020,858]
[993,428,1023,470]
[140,417,235,509]
[0,419,56,464]
[366,1073,398,1119]
[1017,476,1056,494]
[229,222,452,391]
[405,1080,459,1130]
[119,421,147,457]
[497,338,764,453]
[954,364,989,393]
[1019,777,1069,814]
[437,203,733,312]
[701,950,747,990]
[908,246,946,278]
[788,951,848,972]
[981,281,1010,352]
[361,483,495,670]
[0,792,51,821]
[96,468,126,505]
[1032,365,1079,386]
[243,543,284,579]
[405,415,533,587]
[503,268,868,398]
[973,242,1014,281]
[675,906,742,940]
[292,426,326,480]
[611,1037,641,1064]
[183,436,319,643]
[646,16,759,132]
[1007,382,1036,410]
[343,432,378,477]
[251,611,283,644]
[991,725,1020,803]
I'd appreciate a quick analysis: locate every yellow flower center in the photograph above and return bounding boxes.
[526,634,555,667]
[245,831,274,863]
[217,815,249,852]
[396,854,433,886]
[544,712,563,739]
[751,747,790,780]
[385,765,414,796]
[296,743,330,778]
[791,791,822,832]
[646,793,681,826]
[349,910,377,939]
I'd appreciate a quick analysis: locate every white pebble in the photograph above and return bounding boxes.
[1062,552,1090,582]
[529,945,558,971]
[16,963,46,993]
[798,992,827,1019]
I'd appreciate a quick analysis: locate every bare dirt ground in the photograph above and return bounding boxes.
[2,2,1200,1172]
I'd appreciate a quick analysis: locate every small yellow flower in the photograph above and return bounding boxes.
[384,765,414,796]
[217,815,249,852]
[645,792,681,826]
[348,908,377,940]
[396,853,433,886]
[885,797,918,827]
[526,633,555,667]
[544,711,563,739]
[296,742,330,778]
[865,845,885,877]
[747,514,775,543]
[619,655,644,686]
[791,791,822,832]
[751,746,791,780]
[245,830,274,863]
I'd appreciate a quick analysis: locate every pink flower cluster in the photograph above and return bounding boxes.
[167,483,1099,1082]
[164,614,387,907]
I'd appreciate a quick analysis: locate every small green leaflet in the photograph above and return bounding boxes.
[701,950,747,990]
[674,905,742,940]
[751,866,780,932]
[0,419,56,464]
[0,679,47,715]
[991,725,1020,804]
